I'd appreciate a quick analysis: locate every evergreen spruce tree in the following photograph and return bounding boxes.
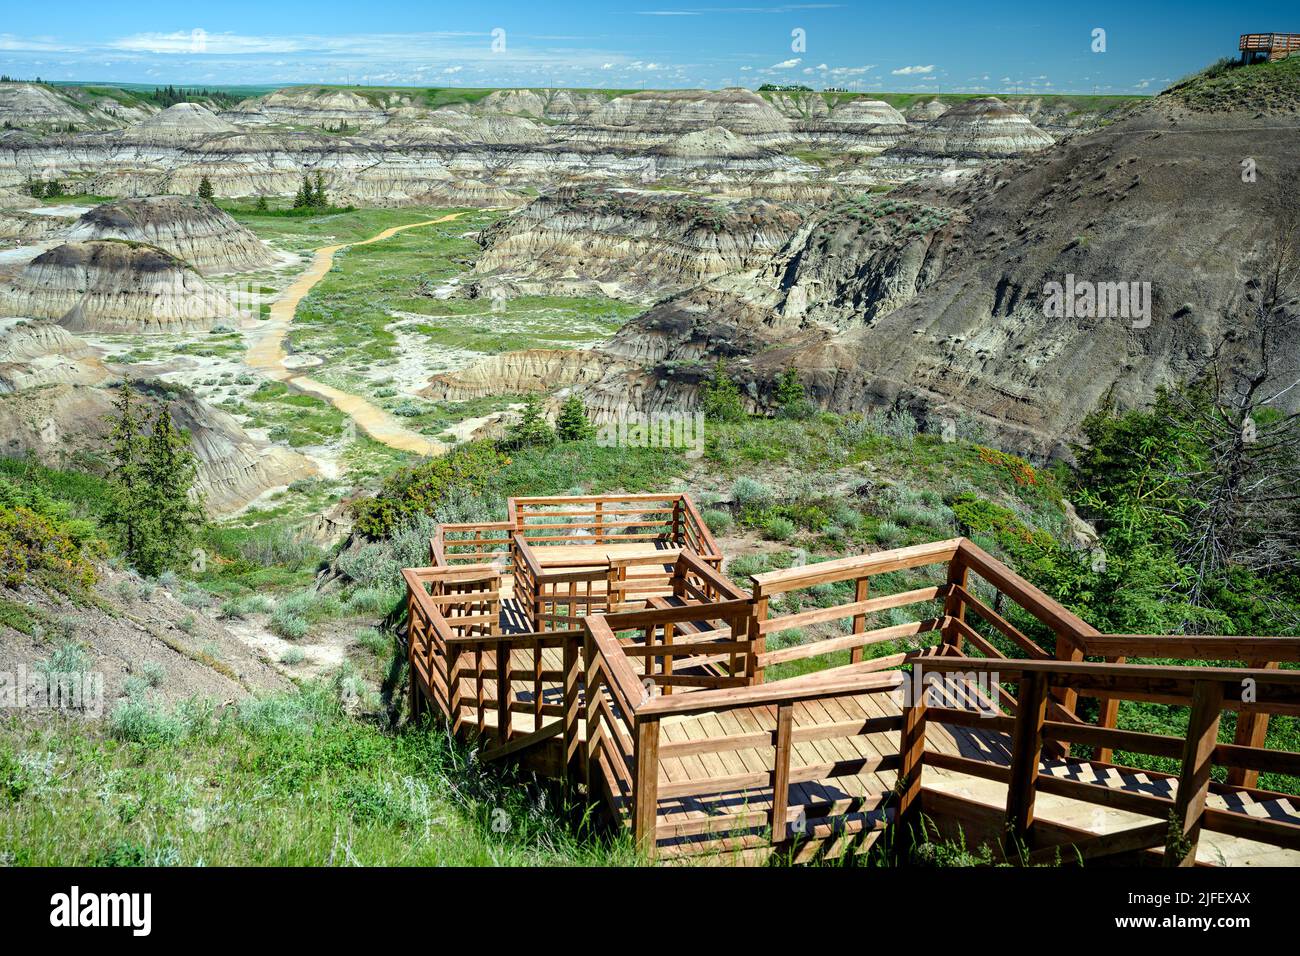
[197,175,215,202]
[292,175,311,209]
[312,170,327,208]
[702,359,745,422]
[774,367,813,419]
[502,394,556,450]
[138,402,205,575]
[103,387,147,564]
[103,389,204,576]
[555,395,595,441]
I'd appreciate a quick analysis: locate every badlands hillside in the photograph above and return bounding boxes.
[0,82,1115,204]
[446,61,1299,457]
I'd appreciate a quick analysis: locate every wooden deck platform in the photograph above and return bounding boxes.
[405,495,1300,866]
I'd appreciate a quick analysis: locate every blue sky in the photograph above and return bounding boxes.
[0,1,1293,93]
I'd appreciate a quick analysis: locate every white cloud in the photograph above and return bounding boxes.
[111,31,305,54]
[891,64,934,75]
[443,65,462,74]
[769,57,801,69]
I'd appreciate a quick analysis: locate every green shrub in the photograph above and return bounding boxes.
[351,442,510,539]
[0,499,101,591]
[702,508,734,534]
[355,627,390,657]
[871,520,906,548]
[732,477,775,510]
[344,586,402,616]
[109,696,188,744]
[762,516,797,542]
[39,641,89,675]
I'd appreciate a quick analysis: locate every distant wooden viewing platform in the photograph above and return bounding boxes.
[1240,33,1300,62]
[402,492,1300,865]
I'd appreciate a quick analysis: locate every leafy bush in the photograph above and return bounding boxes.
[355,627,390,657]
[732,477,775,510]
[762,516,797,542]
[38,641,89,675]
[0,481,102,591]
[350,442,509,539]
[109,696,188,744]
[702,508,734,534]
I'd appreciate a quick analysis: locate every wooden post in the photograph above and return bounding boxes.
[1166,679,1224,867]
[942,556,969,652]
[1051,634,1084,756]
[406,593,421,722]
[662,622,674,696]
[475,645,486,737]
[1225,660,1275,789]
[633,716,660,859]
[895,682,927,860]
[1095,655,1126,764]
[533,635,543,727]
[496,639,510,746]
[562,634,582,784]
[750,591,769,684]
[730,613,745,682]
[771,703,794,844]
[1005,670,1048,851]
[594,501,605,545]
[850,575,869,665]
[447,640,462,734]
[584,632,601,792]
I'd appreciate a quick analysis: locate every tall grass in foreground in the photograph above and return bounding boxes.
[0,682,637,867]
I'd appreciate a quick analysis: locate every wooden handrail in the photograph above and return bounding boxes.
[750,538,963,594]
[1082,634,1300,662]
[585,616,651,714]
[637,668,904,717]
[675,550,748,600]
[955,539,1099,646]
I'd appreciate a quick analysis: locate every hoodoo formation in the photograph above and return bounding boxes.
[63,196,278,274]
[884,96,1055,160]
[2,240,241,333]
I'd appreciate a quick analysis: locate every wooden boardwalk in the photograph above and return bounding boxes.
[406,494,1300,866]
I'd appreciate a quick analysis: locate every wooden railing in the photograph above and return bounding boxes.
[748,539,963,683]
[628,662,910,860]
[916,657,1300,865]
[1240,33,1300,58]
[404,562,583,777]
[431,520,514,571]
[509,493,721,562]
[405,515,1300,864]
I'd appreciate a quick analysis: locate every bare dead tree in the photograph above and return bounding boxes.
[1172,184,1300,604]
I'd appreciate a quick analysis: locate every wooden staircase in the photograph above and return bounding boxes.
[403,494,1300,865]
